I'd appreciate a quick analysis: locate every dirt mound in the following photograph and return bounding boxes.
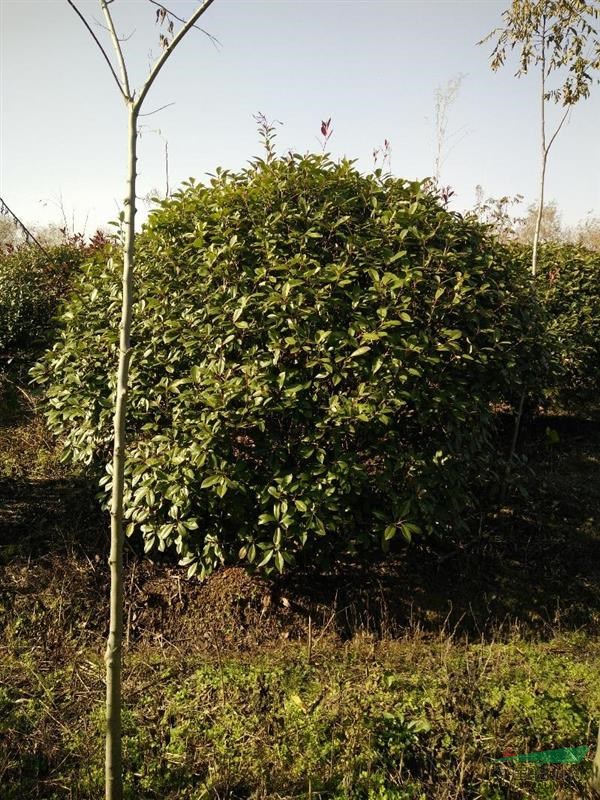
[0,552,311,659]
[125,563,307,651]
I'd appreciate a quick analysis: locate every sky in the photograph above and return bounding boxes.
[1,0,599,236]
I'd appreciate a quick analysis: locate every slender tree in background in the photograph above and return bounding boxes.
[514,198,564,242]
[572,212,600,249]
[483,4,600,788]
[432,73,467,187]
[67,2,217,798]
[481,0,599,275]
[472,185,525,241]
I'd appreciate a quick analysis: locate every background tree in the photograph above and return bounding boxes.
[571,212,600,249]
[432,73,467,187]
[514,198,564,243]
[0,217,20,250]
[482,2,600,787]
[66,2,217,798]
[472,184,525,241]
[481,0,600,274]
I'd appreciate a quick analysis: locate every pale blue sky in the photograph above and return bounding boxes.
[1,0,598,234]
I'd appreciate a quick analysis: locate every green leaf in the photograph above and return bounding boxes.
[387,250,407,264]
[258,549,274,567]
[289,693,306,712]
[200,475,221,489]
[187,561,199,578]
[384,524,397,541]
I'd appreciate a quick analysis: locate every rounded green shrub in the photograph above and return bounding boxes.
[34,155,542,577]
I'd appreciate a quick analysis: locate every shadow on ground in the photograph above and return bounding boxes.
[1,405,599,654]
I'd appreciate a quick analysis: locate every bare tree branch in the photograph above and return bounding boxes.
[92,15,136,43]
[546,107,571,154]
[100,0,132,99]
[147,0,221,49]
[66,0,126,100]
[135,0,218,112]
[139,101,176,117]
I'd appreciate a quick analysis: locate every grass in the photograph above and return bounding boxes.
[2,635,600,798]
[2,358,600,798]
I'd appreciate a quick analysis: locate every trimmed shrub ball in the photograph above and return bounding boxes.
[34,154,544,577]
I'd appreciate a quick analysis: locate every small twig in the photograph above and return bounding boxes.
[91,15,136,42]
[314,609,338,644]
[546,106,571,155]
[136,0,218,111]
[147,0,221,49]
[307,614,313,664]
[436,538,479,566]
[139,101,176,117]
[0,374,37,410]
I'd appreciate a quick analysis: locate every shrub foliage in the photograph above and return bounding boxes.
[504,241,600,404]
[34,155,542,576]
[0,235,109,355]
[537,243,600,401]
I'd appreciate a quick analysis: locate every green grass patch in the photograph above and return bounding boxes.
[1,637,600,798]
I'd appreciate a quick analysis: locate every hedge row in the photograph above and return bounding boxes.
[0,233,110,356]
[509,242,600,404]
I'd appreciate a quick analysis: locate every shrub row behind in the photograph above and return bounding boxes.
[507,242,600,405]
[0,232,110,356]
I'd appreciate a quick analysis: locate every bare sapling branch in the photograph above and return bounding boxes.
[136,0,218,111]
[66,0,126,99]
[100,0,132,98]
[147,0,221,49]
[139,101,176,117]
[546,106,570,154]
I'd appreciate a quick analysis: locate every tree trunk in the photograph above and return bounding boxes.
[591,726,600,794]
[531,17,548,279]
[105,104,138,800]
[500,386,526,504]
[531,153,546,277]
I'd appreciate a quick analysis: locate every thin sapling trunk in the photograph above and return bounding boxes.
[67,3,217,798]
[531,16,547,277]
[105,104,138,800]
